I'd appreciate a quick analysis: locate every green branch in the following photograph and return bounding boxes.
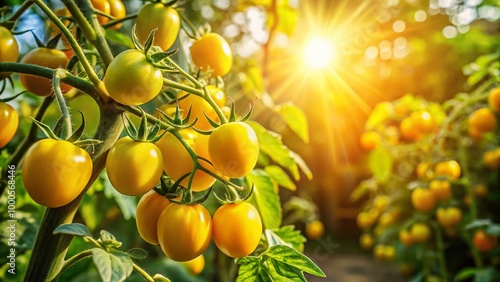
[53,68,73,139]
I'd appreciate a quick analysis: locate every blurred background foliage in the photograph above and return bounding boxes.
[1,0,499,281]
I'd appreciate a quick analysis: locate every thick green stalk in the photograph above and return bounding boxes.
[24,105,124,281]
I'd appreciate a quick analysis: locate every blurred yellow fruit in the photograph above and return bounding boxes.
[305,220,325,240]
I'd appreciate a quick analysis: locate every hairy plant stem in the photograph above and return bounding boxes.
[53,69,72,139]
[24,104,124,281]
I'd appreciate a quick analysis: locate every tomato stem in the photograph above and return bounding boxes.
[165,57,204,89]
[53,249,94,280]
[102,12,138,29]
[163,78,204,96]
[6,0,34,28]
[133,263,155,282]
[203,85,228,124]
[53,68,73,139]
[431,220,449,279]
[179,11,200,38]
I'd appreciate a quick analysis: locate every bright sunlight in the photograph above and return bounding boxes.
[304,37,335,69]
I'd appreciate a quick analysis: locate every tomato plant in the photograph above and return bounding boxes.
[177,94,220,130]
[473,230,498,252]
[212,202,262,258]
[21,139,92,208]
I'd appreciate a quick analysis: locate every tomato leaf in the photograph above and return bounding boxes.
[368,147,393,183]
[269,259,306,281]
[264,245,325,278]
[265,229,289,247]
[270,225,306,252]
[126,248,148,260]
[105,29,134,48]
[455,267,477,281]
[247,169,282,229]
[485,224,500,236]
[465,219,492,230]
[350,178,376,202]
[235,256,261,282]
[53,223,91,237]
[275,102,309,144]
[247,121,299,180]
[100,230,122,249]
[92,248,112,282]
[264,165,296,191]
[109,250,134,281]
[289,151,313,180]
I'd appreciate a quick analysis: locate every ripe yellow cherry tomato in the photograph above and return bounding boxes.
[469,108,497,133]
[207,85,227,108]
[157,203,212,262]
[190,33,233,77]
[410,223,431,243]
[434,160,461,180]
[356,209,379,229]
[359,131,381,151]
[399,229,414,246]
[178,94,219,131]
[416,161,434,179]
[20,47,72,96]
[436,207,462,228]
[156,130,216,191]
[429,179,452,201]
[373,195,390,211]
[473,229,498,252]
[0,26,19,80]
[399,117,422,142]
[411,111,435,134]
[411,188,436,212]
[212,202,262,258]
[374,245,395,261]
[483,148,500,170]
[0,103,18,148]
[182,255,205,275]
[135,190,170,245]
[106,137,163,196]
[90,0,111,24]
[378,211,397,227]
[473,184,488,198]
[135,3,180,50]
[359,234,374,250]
[104,49,163,106]
[305,220,325,240]
[489,87,500,113]
[208,122,259,178]
[108,0,126,29]
[22,139,92,208]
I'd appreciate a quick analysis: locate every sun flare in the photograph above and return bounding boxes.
[304,37,335,69]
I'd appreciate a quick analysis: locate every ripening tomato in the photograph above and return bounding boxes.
[373,195,390,212]
[416,162,434,179]
[106,137,163,196]
[359,131,381,151]
[108,0,126,29]
[410,223,431,243]
[212,202,262,258]
[356,209,379,229]
[436,207,462,228]
[399,229,414,247]
[208,122,259,178]
[489,87,500,113]
[190,33,233,77]
[473,230,498,252]
[104,49,163,106]
[0,26,19,80]
[22,139,92,208]
[156,130,216,191]
[182,255,205,276]
[378,211,397,227]
[411,111,435,134]
[207,85,227,107]
[135,3,180,50]
[135,190,170,245]
[468,126,483,142]
[157,203,212,262]
[399,117,422,142]
[359,234,374,250]
[178,94,220,131]
[90,0,111,24]
[0,103,18,148]
[374,245,395,261]
[483,148,500,170]
[469,108,497,133]
[20,47,72,96]
[411,188,436,212]
[305,220,325,240]
[434,160,461,180]
[429,179,452,201]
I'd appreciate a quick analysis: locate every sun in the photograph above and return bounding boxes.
[303,37,335,69]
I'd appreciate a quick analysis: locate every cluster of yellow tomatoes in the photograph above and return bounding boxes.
[356,88,500,275]
[0,0,266,268]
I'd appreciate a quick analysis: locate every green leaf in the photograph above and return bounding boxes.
[265,229,288,247]
[92,248,112,282]
[53,223,91,237]
[265,245,325,277]
[109,251,134,282]
[475,267,495,282]
[455,267,476,281]
[264,165,296,191]
[485,224,500,236]
[127,248,148,260]
[100,230,122,248]
[269,259,306,281]
[247,169,282,229]
[235,256,261,282]
[270,225,306,252]
[465,219,492,230]
[247,121,299,180]
[368,147,393,182]
[350,178,376,201]
[105,29,134,48]
[289,151,313,180]
[275,103,309,143]
[467,69,488,86]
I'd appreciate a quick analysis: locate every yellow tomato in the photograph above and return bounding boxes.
[429,179,452,201]
[411,188,436,212]
[135,190,170,245]
[305,220,325,240]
